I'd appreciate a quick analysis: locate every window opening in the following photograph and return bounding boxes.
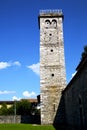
[49,33,52,36]
[78,96,84,129]
[53,104,55,112]
[51,49,53,52]
[51,74,54,77]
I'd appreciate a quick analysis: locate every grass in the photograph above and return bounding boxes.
[0,124,55,130]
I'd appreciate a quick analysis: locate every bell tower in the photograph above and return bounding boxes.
[38,10,66,125]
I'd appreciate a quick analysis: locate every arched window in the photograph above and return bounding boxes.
[78,95,83,129]
[52,19,57,28]
[45,19,51,28]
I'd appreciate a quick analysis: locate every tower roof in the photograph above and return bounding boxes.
[39,9,63,16]
[39,9,63,17]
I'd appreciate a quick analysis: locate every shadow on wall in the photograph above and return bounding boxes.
[53,94,76,130]
[53,93,87,130]
[53,94,66,130]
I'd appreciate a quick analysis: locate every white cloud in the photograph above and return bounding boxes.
[13,61,21,66]
[27,63,40,75]
[0,61,21,70]
[12,96,20,101]
[23,91,36,98]
[0,62,11,69]
[0,91,16,95]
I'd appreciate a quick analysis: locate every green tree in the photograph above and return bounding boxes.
[7,105,14,115]
[81,45,87,59]
[0,103,8,115]
[0,100,38,116]
[16,100,31,115]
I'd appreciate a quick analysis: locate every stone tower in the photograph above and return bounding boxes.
[38,10,66,125]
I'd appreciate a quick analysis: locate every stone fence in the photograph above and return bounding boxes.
[0,116,21,124]
[0,115,40,124]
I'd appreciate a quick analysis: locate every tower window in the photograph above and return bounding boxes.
[51,74,54,77]
[49,33,52,36]
[51,49,53,52]
[52,19,57,28]
[45,19,51,28]
[53,104,56,112]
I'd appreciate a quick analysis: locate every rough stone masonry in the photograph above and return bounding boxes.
[38,10,66,125]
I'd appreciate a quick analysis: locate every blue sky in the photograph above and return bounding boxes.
[0,0,87,101]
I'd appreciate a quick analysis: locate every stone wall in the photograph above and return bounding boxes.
[0,115,21,124]
[0,115,40,124]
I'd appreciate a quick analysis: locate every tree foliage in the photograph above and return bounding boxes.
[0,100,39,116]
[16,99,31,115]
[81,45,87,59]
[0,103,8,115]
